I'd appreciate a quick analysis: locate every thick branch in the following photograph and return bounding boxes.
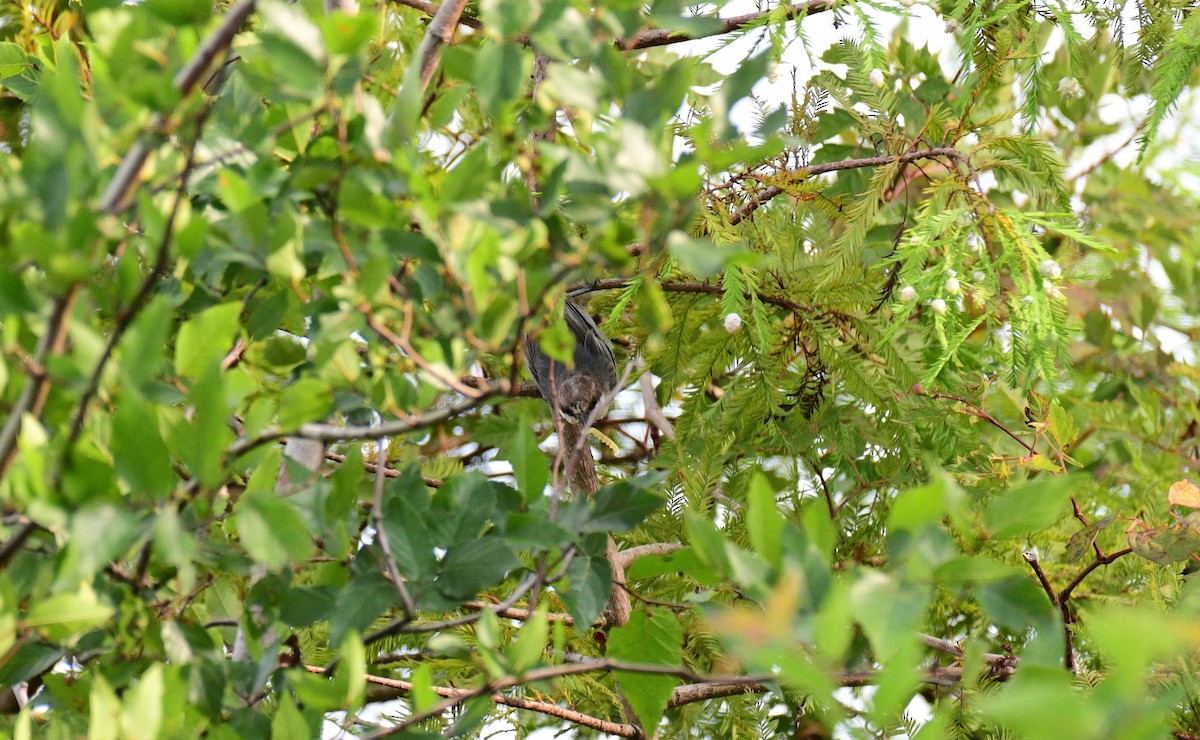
[414,0,469,91]
[616,542,683,570]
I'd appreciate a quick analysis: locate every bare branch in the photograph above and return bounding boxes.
[226,381,510,458]
[616,542,683,570]
[347,653,1017,737]
[620,1,837,50]
[389,0,836,52]
[415,0,469,92]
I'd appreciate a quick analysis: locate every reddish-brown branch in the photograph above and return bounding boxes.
[1023,545,1134,671]
[920,388,1036,454]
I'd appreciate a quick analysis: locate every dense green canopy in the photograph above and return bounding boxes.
[3,0,1200,737]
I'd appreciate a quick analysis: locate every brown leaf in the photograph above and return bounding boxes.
[1169,479,1200,508]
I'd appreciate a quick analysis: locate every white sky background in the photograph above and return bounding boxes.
[339,2,1200,737]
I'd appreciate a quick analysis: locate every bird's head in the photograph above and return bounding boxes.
[559,374,605,425]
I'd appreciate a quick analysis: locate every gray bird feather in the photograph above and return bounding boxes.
[524,299,618,423]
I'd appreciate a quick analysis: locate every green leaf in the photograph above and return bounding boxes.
[381,467,438,582]
[340,631,366,710]
[270,693,310,740]
[607,609,683,731]
[26,584,114,642]
[507,605,549,672]
[499,415,549,501]
[562,547,611,628]
[474,42,529,117]
[235,493,313,568]
[436,538,519,599]
[746,472,782,567]
[977,576,1056,634]
[0,42,28,77]
[112,395,174,499]
[174,302,241,378]
[119,295,172,390]
[582,474,665,533]
[850,570,930,659]
[278,378,332,430]
[120,663,163,740]
[984,475,1073,539]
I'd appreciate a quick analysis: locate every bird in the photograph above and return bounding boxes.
[524,298,618,425]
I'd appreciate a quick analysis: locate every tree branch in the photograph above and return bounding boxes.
[388,0,837,52]
[225,381,510,458]
[98,0,257,213]
[0,289,77,477]
[347,654,1016,737]
[726,147,966,225]
[620,1,837,50]
[616,542,683,570]
[414,0,469,92]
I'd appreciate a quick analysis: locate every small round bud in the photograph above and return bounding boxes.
[944,19,959,33]
[869,68,886,88]
[1022,295,1035,305]
[1057,76,1083,100]
[972,270,986,283]
[901,0,916,6]
[929,298,947,315]
[723,312,742,333]
[1039,259,1062,279]
[945,277,961,295]
[946,268,957,277]
[899,285,918,303]
[1012,191,1029,208]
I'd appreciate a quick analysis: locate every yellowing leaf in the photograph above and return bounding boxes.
[1168,479,1200,508]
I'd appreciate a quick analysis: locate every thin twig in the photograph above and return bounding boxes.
[619,0,836,50]
[65,83,220,456]
[389,0,836,52]
[922,389,1036,454]
[371,434,417,619]
[0,291,76,477]
[727,147,966,225]
[226,381,510,458]
[98,0,257,213]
